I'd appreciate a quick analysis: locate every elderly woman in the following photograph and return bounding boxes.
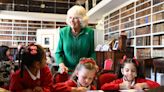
[55,5,96,74]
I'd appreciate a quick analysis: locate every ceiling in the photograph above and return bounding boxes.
[87,0,130,23]
[0,0,86,14]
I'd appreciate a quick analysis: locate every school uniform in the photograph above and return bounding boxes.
[9,65,53,92]
[53,79,96,92]
[101,78,160,91]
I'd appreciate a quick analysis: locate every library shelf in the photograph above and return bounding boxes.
[103,0,164,58]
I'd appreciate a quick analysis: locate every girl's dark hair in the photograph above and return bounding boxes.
[116,58,145,78]
[19,43,46,77]
[0,45,10,61]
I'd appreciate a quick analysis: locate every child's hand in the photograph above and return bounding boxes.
[33,86,43,92]
[119,81,131,90]
[133,83,148,90]
[71,87,87,92]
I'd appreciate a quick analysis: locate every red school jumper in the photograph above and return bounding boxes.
[101,78,160,91]
[53,79,96,92]
[9,65,53,92]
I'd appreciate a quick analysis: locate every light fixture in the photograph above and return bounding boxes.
[40,3,45,8]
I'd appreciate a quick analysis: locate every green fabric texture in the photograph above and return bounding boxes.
[55,26,96,70]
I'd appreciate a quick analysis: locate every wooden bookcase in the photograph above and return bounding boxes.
[103,0,164,58]
[0,18,66,47]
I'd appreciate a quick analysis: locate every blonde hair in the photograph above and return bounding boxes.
[66,5,88,28]
[71,58,98,80]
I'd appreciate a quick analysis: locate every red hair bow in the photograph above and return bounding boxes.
[120,55,127,64]
[80,58,96,65]
[133,56,139,66]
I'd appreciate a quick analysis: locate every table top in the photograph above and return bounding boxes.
[146,86,164,92]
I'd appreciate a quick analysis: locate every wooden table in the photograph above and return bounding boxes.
[146,86,164,92]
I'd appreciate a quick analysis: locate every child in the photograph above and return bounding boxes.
[101,58,160,91]
[53,58,98,92]
[0,45,15,89]
[9,44,53,92]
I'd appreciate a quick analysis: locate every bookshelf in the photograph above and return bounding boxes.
[103,0,164,58]
[0,18,66,47]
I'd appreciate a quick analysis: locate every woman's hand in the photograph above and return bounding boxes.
[59,63,68,74]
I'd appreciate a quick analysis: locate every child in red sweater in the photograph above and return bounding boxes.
[9,44,53,92]
[53,58,98,92]
[101,57,160,91]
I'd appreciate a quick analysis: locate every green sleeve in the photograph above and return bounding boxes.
[55,29,64,65]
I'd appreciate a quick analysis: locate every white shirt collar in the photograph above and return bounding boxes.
[25,66,40,80]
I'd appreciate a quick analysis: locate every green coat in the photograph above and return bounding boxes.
[55,26,96,70]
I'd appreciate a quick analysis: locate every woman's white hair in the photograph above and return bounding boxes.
[66,5,88,28]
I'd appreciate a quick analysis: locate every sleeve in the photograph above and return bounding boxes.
[101,79,122,91]
[55,29,64,65]
[91,85,97,90]
[9,72,23,92]
[52,80,75,92]
[89,29,96,60]
[53,83,72,92]
[139,78,160,89]
[41,66,53,92]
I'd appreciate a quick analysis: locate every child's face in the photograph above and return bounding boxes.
[121,63,137,81]
[6,49,10,56]
[76,67,96,87]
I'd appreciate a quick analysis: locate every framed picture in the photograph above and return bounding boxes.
[41,35,54,49]
[113,40,118,50]
[44,37,50,45]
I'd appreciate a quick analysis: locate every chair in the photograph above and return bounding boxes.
[104,59,113,71]
[96,72,117,89]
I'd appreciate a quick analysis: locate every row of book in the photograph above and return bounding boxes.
[0,26,12,30]
[136,1,151,12]
[153,12,164,22]
[110,20,119,27]
[0,31,12,34]
[121,3,134,12]
[153,0,164,5]
[121,21,134,29]
[109,26,119,32]
[153,23,164,33]
[153,49,164,57]
[121,9,134,17]
[136,16,151,25]
[153,35,164,45]
[121,15,134,23]
[136,0,148,5]
[0,36,12,40]
[136,9,151,18]
[136,36,151,46]
[136,26,151,35]
[110,15,119,22]
[0,41,12,46]
[137,48,151,59]
[153,3,164,13]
